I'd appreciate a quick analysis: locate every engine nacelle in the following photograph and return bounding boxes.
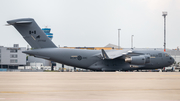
[125,55,150,65]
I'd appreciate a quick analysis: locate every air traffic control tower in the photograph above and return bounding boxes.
[42,28,53,40]
[42,28,56,71]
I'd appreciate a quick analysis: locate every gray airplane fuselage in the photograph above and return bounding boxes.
[23,48,174,71]
[7,18,174,71]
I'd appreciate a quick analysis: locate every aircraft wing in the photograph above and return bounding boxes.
[101,49,132,59]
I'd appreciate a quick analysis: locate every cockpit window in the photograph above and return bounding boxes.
[165,53,169,57]
[158,53,162,57]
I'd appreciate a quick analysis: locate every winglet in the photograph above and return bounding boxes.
[101,49,109,59]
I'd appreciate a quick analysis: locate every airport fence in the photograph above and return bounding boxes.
[0,68,21,72]
[0,68,44,72]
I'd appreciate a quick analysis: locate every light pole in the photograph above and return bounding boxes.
[162,12,167,52]
[131,35,134,49]
[118,29,121,50]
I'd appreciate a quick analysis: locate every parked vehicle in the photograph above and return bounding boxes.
[162,67,174,72]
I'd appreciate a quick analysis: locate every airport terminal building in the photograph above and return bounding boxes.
[0,44,26,69]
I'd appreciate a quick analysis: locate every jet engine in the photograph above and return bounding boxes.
[125,55,150,65]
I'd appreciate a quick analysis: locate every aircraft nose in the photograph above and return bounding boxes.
[170,56,175,64]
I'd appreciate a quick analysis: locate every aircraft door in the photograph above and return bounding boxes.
[158,53,163,66]
[158,53,163,59]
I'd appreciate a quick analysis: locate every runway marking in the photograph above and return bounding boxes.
[0,98,139,101]
[0,91,26,94]
[0,98,5,100]
[0,98,179,101]
[161,74,180,76]
[1,89,180,94]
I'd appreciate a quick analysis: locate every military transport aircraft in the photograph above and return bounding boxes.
[7,18,174,71]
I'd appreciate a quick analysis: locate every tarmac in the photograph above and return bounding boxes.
[0,72,180,101]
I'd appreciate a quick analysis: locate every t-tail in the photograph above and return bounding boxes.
[7,18,57,49]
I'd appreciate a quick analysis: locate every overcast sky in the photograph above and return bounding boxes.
[0,0,180,49]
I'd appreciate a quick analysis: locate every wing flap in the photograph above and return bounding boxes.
[101,49,132,59]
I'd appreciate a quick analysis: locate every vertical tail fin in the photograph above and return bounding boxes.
[7,18,57,49]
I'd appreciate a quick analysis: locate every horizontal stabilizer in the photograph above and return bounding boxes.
[7,18,32,25]
[15,21,32,24]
